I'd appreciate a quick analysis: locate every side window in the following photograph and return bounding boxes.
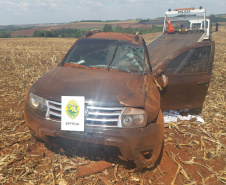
[165,51,189,74]
[166,46,211,74]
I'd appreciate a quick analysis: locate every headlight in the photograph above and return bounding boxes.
[27,93,47,117]
[121,108,147,128]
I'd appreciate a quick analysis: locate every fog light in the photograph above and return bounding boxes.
[142,150,153,160]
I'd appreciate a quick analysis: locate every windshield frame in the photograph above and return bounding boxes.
[61,38,148,75]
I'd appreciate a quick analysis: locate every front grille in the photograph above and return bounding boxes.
[47,100,61,121]
[85,106,124,127]
[46,100,125,127]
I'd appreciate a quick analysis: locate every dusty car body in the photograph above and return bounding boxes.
[24,32,165,168]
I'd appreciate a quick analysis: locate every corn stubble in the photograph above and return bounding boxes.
[0,30,225,184]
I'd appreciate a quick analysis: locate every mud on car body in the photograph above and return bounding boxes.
[24,31,165,168]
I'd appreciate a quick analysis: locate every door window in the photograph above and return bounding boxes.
[166,46,211,74]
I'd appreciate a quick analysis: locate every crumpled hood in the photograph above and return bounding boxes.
[30,67,146,107]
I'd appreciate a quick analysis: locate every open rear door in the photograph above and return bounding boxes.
[156,41,215,111]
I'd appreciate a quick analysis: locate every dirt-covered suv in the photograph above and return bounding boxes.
[24,31,165,168]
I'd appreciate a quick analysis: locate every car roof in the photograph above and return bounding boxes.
[86,32,144,46]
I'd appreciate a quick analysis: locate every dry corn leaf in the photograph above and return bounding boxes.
[192,140,200,145]
[200,137,207,159]
[171,164,181,185]
[179,157,226,184]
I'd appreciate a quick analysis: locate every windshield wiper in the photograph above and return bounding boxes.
[64,63,91,69]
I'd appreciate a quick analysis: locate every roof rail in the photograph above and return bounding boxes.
[82,29,101,38]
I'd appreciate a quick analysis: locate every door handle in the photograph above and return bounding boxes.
[197,82,208,86]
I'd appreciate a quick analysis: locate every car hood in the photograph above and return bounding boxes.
[30,67,146,107]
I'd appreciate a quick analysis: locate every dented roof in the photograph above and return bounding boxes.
[87,32,143,45]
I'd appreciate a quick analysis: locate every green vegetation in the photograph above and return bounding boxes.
[138,19,150,24]
[0,25,34,32]
[209,14,226,22]
[114,24,162,34]
[103,24,113,32]
[33,29,83,38]
[0,31,11,38]
[138,18,164,23]
[33,30,56,37]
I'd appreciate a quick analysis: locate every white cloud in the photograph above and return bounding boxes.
[0,0,225,25]
[87,1,103,7]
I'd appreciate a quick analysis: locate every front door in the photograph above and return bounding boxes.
[159,41,215,110]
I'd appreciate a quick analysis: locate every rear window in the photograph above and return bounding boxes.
[63,39,145,74]
[166,46,211,74]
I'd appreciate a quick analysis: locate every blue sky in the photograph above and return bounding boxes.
[0,0,225,25]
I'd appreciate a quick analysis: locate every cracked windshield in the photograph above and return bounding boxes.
[64,39,145,73]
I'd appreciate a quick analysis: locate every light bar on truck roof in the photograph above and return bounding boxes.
[165,8,205,15]
[174,7,195,11]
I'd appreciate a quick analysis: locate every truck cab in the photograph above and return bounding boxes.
[163,7,212,40]
[189,18,211,40]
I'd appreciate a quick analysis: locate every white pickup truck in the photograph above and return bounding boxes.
[163,7,211,40]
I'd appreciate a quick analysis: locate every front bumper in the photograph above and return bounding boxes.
[24,105,164,168]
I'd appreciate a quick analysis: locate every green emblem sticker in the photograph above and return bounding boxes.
[65,100,80,119]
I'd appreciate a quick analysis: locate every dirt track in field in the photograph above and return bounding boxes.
[0,29,225,184]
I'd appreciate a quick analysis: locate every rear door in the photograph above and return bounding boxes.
[156,41,215,110]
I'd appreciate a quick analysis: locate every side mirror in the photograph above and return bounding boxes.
[160,74,168,88]
[155,69,168,90]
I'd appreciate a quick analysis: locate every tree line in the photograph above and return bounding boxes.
[0,31,11,38]
[32,24,162,38]
[103,24,162,34]
[0,24,162,38]
[209,14,226,23]
[33,28,83,38]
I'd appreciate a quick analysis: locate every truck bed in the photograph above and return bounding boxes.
[147,31,204,68]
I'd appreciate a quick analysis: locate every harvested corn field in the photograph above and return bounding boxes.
[0,28,225,184]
